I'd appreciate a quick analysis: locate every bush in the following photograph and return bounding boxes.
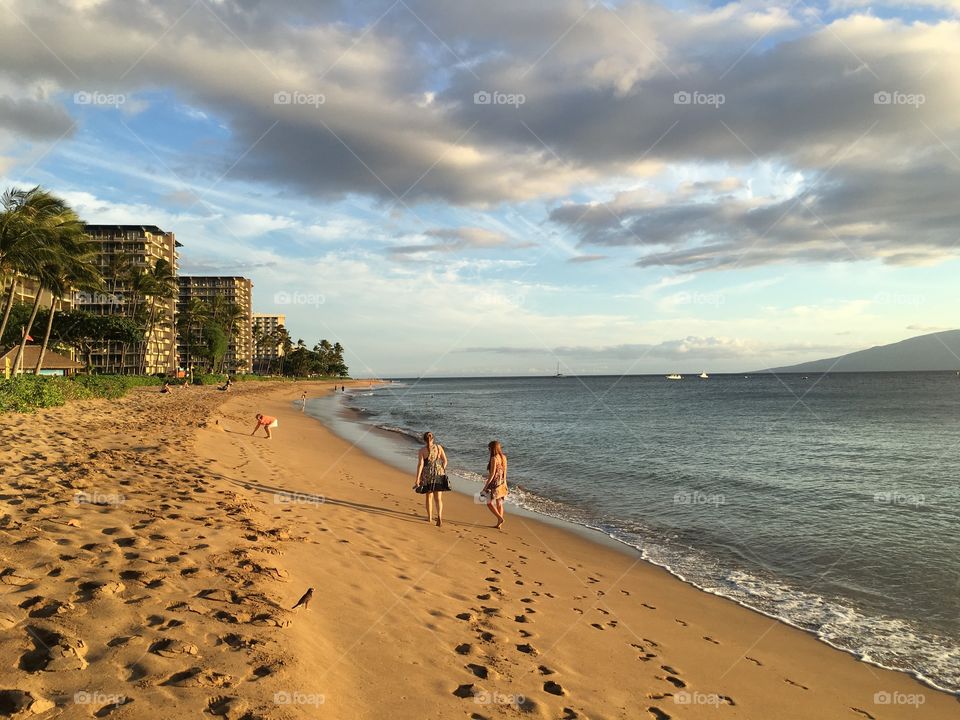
[193,373,228,386]
[0,374,164,413]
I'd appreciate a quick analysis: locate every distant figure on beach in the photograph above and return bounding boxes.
[482,440,508,530]
[341,385,346,392]
[218,378,232,391]
[415,431,449,527]
[252,413,278,439]
[160,382,171,394]
[181,379,189,389]
[300,391,307,410]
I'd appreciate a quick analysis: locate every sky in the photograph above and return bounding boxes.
[1,0,958,377]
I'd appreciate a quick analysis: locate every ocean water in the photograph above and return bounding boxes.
[321,374,960,693]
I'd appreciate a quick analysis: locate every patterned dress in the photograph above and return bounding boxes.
[419,444,448,493]
[486,456,508,500]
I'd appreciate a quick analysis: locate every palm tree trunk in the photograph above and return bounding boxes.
[34,296,58,374]
[12,289,44,374]
[0,277,19,345]
[141,296,157,374]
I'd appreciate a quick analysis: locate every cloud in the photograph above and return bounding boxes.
[388,226,531,257]
[0,0,957,271]
[461,336,850,361]
[568,254,607,263]
[0,96,74,139]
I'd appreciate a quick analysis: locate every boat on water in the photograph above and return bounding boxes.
[699,371,709,379]
[666,373,682,380]
[555,362,563,378]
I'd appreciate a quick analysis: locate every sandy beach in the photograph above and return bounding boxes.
[0,381,955,719]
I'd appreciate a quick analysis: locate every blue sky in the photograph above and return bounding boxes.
[1,0,958,376]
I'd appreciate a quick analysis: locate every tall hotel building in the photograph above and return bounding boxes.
[177,276,254,373]
[78,225,180,374]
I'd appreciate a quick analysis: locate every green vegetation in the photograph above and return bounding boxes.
[0,374,164,413]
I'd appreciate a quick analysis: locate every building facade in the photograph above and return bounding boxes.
[252,313,286,373]
[77,225,179,374]
[177,276,254,374]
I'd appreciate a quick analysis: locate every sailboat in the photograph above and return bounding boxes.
[699,371,709,379]
[555,362,563,378]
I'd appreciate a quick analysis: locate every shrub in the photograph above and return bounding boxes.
[193,373,228,386]
[0,374,164,413]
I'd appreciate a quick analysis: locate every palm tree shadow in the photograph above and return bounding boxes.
[233,478,487,528]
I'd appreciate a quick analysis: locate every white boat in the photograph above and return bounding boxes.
[699,371,709,379]
[555,362,563,378]
[666,373,682,380]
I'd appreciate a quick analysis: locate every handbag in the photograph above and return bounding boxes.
[440,474,451,492]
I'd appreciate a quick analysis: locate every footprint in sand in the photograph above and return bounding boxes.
[516,643,538,655]
[543,680,565,696]
[785,678,809,690]
[674,618,688,627]
[702,635,720,644]
[466,663,489,679]
[745,656,763,666]
[657,675,687,689]
[641,603,656,610]
[455,643,472,655]
[647,707,671,719]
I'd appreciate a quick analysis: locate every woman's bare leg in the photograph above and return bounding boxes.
[424,494,434,522]
[434,492,443,526]
[486,499,504,527]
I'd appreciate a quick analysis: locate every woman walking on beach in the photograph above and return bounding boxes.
[483,440,508,530]
[415,432,449,527]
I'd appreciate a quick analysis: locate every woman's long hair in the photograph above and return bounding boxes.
[423,431,434,445]
[487,440,506,471]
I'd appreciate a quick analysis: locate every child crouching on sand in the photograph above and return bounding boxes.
[252,413,278,439]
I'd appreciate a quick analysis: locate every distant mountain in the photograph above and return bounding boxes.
[762,329,960,373]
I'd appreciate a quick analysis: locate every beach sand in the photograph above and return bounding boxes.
[0,381,954,719]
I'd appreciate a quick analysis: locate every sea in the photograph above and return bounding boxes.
[306,373,960,693]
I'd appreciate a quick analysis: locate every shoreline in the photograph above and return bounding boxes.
[1,380,954,719]
[214,382,954,718]
[320,387,959,697]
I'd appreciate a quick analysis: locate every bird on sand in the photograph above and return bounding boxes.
[292,587,314,610]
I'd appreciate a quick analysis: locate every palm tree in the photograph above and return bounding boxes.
[138,258,175,374]
[9,193,87,374]
[275,325,293,374]
[178,298,210,378]
[220,302,247,373]
[0,187,66,344]
[34,237,101,374]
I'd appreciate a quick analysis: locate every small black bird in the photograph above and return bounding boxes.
[292,587,314,610]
